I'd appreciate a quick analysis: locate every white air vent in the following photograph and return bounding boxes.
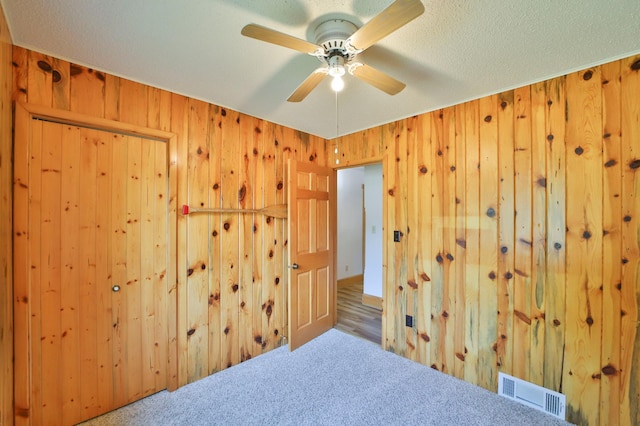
[498,372,566,420]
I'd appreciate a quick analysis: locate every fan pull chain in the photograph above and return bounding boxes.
[335,90,339,138]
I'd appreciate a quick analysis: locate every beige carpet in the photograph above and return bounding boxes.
[81,329,570,425]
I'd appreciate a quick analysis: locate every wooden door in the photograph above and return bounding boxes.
[14,117,169,425]
[287,160,336,350]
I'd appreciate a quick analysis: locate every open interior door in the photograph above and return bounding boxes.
[287,159,336,350]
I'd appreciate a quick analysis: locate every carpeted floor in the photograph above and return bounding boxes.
[80,329,571,425]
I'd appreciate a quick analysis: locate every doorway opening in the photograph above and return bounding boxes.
[334,163,382,344]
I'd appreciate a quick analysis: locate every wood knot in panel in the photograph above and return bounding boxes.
[69,64,83,76]
[515,310,531,325]
[37,60,52,72]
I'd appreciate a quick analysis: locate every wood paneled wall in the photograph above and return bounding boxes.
[334,55,640,426]
[3,25,639,426]
[0,4,13,425]
[9,45,329,400]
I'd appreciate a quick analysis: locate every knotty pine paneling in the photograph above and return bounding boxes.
[336,55,640,426]
[619,55,640,426]
[601,59,623,426]
[9,45,329,402]
[0,4,13,425]
[5,41,639,426]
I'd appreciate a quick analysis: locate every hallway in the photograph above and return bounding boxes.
[335,281,382,345]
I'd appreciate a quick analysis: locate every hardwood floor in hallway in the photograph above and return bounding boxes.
[335,280,382,345]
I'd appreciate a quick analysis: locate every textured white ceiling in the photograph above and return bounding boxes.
[2,0,640,139]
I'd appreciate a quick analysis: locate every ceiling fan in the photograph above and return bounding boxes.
[241,0,425,102]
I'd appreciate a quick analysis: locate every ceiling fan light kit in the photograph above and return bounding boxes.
[327,53,346,92]
[327,54,346,78]
[241,0,425,102]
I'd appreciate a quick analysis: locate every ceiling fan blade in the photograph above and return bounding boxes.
[241,24,321,54]
[349,63,406,95]
[287,68,328,102]
[346,0,425,52]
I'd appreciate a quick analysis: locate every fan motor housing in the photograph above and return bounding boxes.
[314,19,359,61]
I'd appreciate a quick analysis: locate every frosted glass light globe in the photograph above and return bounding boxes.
[331,75,344,92]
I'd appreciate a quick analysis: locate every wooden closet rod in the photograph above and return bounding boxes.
[181,204,287,219]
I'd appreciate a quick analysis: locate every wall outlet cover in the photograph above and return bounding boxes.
[405,315,413,327]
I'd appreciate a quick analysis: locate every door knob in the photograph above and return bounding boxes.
[289,263,299,269]
[112,285,121,292]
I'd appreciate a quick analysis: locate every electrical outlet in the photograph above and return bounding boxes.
[405,315,414,328]
[345,265,349,272]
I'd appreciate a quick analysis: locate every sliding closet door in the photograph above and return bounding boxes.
[14,117,169,425]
